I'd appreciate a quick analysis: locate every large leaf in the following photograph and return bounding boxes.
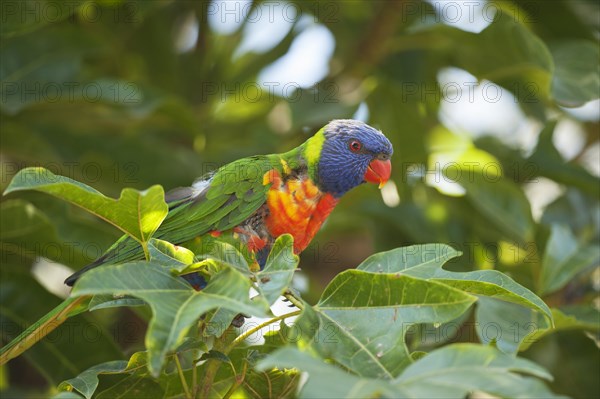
[356,244,460,275]
[358,244,552,321]
[71,262,269,376]
[394,343,563,398]
[3,167,168,247]
[551,41,600,107]
[256,347,402,399]
[303,270,477,378]
[540,224,600,295]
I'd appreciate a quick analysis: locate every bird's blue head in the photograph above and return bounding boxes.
[305,119,393,197]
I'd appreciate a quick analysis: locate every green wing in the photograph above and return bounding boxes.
[65,155,278,285]
[156,155,275,243]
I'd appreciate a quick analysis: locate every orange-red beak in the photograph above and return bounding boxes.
[364,159,391,188]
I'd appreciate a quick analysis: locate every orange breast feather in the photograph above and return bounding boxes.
[263,169,337,253]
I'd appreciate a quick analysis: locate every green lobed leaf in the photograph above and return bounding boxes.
[307,270,477,379]
[433,270,552,321]
[3,167,168,247]
[147,238,195,268]
[358,244,552,321]
[256,347,404,399]
[357,244,461,275]
[58,360,129,399]
[394,343,564,398]
[255,234,299,305]
[185,236,253,277]
[71,262,269,376]
[540,224,600,295]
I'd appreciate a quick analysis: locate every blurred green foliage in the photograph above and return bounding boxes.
[1,0,599,397]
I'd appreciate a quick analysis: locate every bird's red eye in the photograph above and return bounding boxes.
[349,140,362,152]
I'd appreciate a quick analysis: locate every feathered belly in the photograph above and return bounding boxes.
[263,170,337,253]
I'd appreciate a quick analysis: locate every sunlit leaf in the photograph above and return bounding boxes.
[4,167,168,247]
[147,238,195,267]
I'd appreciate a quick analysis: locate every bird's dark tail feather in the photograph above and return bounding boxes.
[64,254,110,286]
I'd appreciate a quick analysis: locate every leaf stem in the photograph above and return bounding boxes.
[283,291,305,310]
[198,309,301,397]
[199,326,233,398]
[0,295,90,365]
[228,309,301,351]
[141,241,150,261]
[191,356,198,398]
[222,359,248,399]
[174,354,192,399]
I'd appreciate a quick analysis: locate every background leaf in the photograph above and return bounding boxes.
[540,224,600,295]
[357,244,552,320]
[551,41,600,106]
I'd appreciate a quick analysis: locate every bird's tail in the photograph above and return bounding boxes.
[0,295,90,365]
[64,235,144,286]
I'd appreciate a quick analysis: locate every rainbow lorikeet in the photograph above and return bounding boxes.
[64,119,393,288]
